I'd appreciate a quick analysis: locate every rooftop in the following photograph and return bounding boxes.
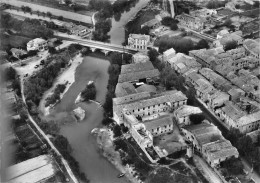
[10,48,27,55]
[118,69,160,83]
[129,34,150,41]
[136,84,157,94]
[115,91,187,115]
[143,115,173,131]
[175,105,202,118]
[115,82,136,97]
[27,38,46,45]
[120,61,154,74]
[243,39,260,55]
[222,101,246,121]
[163,48,176,58]
[6,155,56,183]
[238,110,260,126]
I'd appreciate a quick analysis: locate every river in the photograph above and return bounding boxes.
[109,0,150,45]
[38,1,151,182]
[43,56,128,183]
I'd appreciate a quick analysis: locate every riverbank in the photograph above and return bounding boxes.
[40,54,83,116]
[95,128,139,183]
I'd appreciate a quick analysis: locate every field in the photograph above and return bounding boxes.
[18,0,94,16]
[0,34,31,50]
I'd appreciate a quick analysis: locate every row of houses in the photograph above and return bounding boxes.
[163,47,260,134]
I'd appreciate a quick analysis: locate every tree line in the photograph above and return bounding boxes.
[1,14,54,39]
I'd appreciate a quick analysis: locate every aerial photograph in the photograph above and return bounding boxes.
[0,0,259,183]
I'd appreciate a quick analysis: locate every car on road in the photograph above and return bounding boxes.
[24,73,28,77]
[34,65,39,69]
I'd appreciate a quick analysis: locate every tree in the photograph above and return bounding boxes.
[148,49,159,63]
[46,12,52,18]
[189,114,205,124]
[58,16,64,21]
[196,39,209,49]
[53,135,72,154]
[140,25,150,35]
[220,157,243,175]
[81,83,96,101]
[4,67,16,81]
[170,23,178,30]
[224,40,238,51]
[65,0,72,5]
[113,125,122,137]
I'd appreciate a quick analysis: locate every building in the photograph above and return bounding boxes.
[190,8,217,18]
[132,52,150,63]
[27,38,48,51]
[174,105,202,127]
[128,34,150,50]
[113,90,187,125]
[118,69,160,83]
[5,155,56,183]
[143,115,173,137]
[115,82,156,97]
[175,13,205,31]
[162,48,176,63]
[213,32,243,49]
[168,53,201,74]
[120,61,154,74]
[10,48,27,59]
[243,39,260,59]
[181,122,239,168]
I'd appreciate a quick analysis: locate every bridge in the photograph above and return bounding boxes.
[55,33,139,55]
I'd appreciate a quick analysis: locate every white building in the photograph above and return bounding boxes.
[174,105,202,127]
[163,48,176,63]
[27,38,48,51]
[128,34,150,50]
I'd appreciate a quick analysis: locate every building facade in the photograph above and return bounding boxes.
[128,34,150,50]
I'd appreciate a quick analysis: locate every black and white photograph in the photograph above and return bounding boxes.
[0,0,260,183]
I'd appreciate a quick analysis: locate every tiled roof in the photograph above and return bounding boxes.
[136,84,157,93]
[141,18,160,27]
[113,92,151,106]
[129,34,150,41]
[120,61,154,74]
[143,115,172,131]
[115,82,136,97]
[118,69,160,83]
[175,105,202,118]
[238,111,260,126]
[222,101,246,121]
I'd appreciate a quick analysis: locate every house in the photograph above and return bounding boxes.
[227,87,245,101]
[132,52,150,63]
[174,105,202,127]
[143,115,173,136]
[194,78,215,102]
[243,39,260,59]
[162,48,176,63]
[27,38,48,51]
[5,155,56,183]
[10,48,27,59]
[128,34,150,50]
[213,32,243,49]
[181,122,239,168]
[217,101,246,130]
[168,53,201,74]
[216,29,229,39]
[113,90,187,125]
[175,13,205,31]
[237,111,260,133]
[208,90,230,110]
[118,69,160,83]
[120,61,154,74]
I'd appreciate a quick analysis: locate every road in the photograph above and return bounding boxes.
[19,63,79,183]
[55,32,138,54]
[193,155,223,183]
[2,0,92,24]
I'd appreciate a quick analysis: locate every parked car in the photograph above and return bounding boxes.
[34,65,39,69]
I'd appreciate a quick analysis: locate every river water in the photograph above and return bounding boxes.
[39,1,150,182]
[109,0,150,45]
[44,56,128,183]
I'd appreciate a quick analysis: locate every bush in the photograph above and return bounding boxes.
[81,83,96,101]
[224,40,238,51]
[220,157,243,175]
[189,114,205,124]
